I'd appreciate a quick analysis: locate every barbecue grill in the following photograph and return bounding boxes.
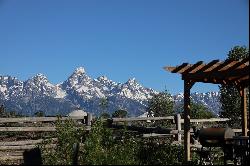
[197,127,235,165]
[199,128,235,147]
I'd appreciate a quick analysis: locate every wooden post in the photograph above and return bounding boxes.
[241,88,248,136]
[72,142,79,165]
[184,80,194,163]
[86,113,92,126]
[175,114,181,142]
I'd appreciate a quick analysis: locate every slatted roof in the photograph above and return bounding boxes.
[164,58,249,88]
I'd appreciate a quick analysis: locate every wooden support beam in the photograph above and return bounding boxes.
[182,77,234,85]
[183,80,194,163]
[230,75,249,82]
[241,88,248,136]
[239,80,249,88]
[234,79,249,92]
[183,67,249,82]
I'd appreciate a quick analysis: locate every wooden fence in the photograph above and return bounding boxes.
[0,113,244,163]
[0,114,91,163]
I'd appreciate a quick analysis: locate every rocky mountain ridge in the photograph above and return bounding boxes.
[0,67,221,116]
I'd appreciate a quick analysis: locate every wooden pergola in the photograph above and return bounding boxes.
[164,58,249,163]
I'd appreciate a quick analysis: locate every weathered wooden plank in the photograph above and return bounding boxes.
[0,126,89,132]
[0,127,56,132]
[179,118,229,123]
[1,115,173,124]
[0,155,23,161]
[109,123,178,135]
[191,118,229,123]
[0,116,86,123]
[0,138,57,146]
[0,144,56,150]
[0,151,24,156]
[111,116,174,122]
[142,133,173,138]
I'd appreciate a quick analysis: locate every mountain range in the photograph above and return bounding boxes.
[0,67,221,117]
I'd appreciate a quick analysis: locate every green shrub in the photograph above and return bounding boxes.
[138,141,184,165]
[40,118,85,165]
[40,118,187,165]
[81,119,139,165]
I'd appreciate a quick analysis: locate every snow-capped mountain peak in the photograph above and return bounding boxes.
[74,67,86,75]
[62,67,91,89]
[34,73,47,78]
[22,73,58,97]
[97,76,108,81]
[127,77,137,84]
[26,73,52,86]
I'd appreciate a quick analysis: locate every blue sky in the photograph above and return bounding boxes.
[0,0,249,94]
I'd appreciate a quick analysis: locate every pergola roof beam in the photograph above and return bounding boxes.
[210,59,237,72]
[182,67,249,82]
[171,63,189,73]
[183,61,204,74]
[221,58,249,73]
[203,62,222,72]
[233,58,249,70]
[195,59,220,73]
[230,75,249,82]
